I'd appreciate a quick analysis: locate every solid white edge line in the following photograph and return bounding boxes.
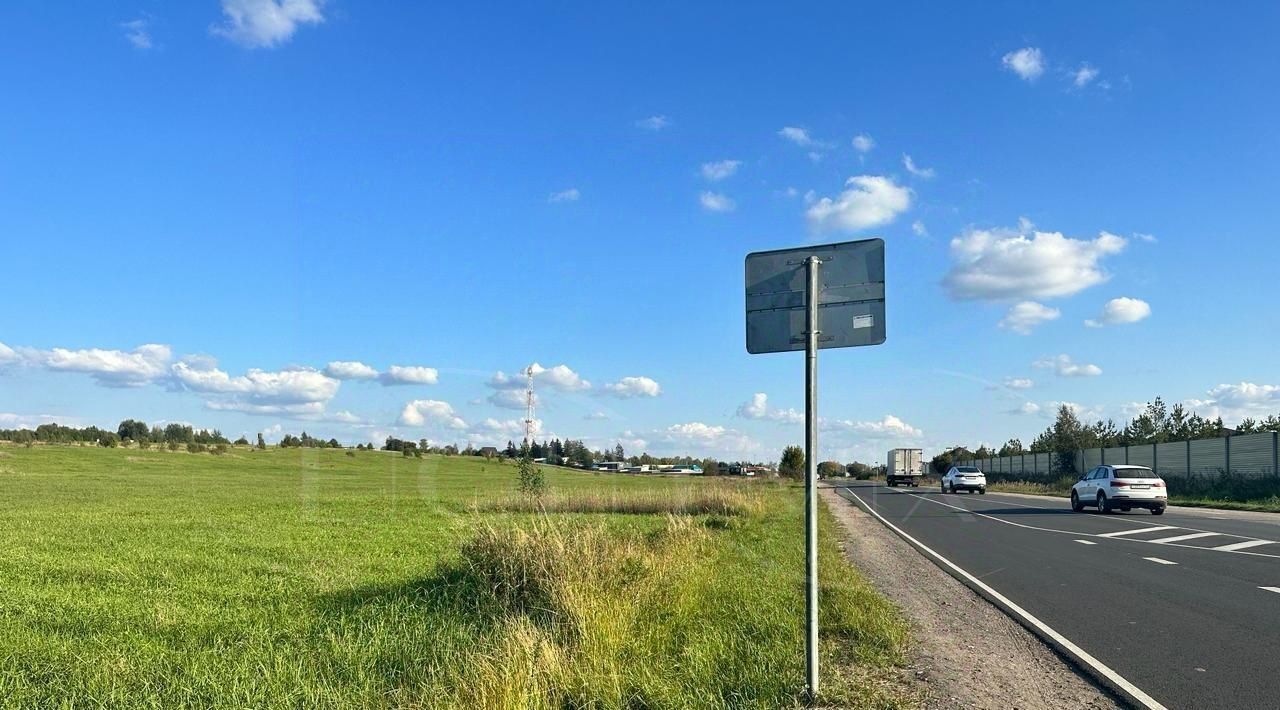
[843,488,1168,710]
[1143,557,1178,565]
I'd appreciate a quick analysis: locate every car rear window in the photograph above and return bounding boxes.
[957,467,980,473]
[1114,467,1159,479]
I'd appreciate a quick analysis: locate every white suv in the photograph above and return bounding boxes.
[1070,465,1167,515]
[942,466,986,494]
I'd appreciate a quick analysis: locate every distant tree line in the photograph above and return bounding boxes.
[278,432,342,449]
[0,420,231,449]
[931,397,1280,475]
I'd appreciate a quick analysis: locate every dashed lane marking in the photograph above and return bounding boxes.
[1143,557,1178,565]
[1213,539,1275,552]
[1075,540,1098,545]
[1260,587,1280,594]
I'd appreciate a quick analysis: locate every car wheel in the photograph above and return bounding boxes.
[949,484,956,494]
[1097,492,1111,514]
[979,488,986,495]
[1070,491,1083,512]
[1152,506,1166,516]
[940,482,946,493]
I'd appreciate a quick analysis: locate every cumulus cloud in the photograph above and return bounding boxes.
[699,191,736,212]
[602,376,662,398]
[548,188,580,203]
[468,417,538,440]
[700,160,741,182]
[777,126,815,146]
[398,400,467,429]
[487,389,534,410]
[656,422,758,457]
[488,363,590,392]
[1199,383,1280,419]
[1004,377,1034,390]
[806,175,911,233]
[852,133,875,153]
[1085,297,1151,327]
[1002,47,1045,81]
[636,115,669,131]
[0,342,18,366]
[1072,64,1100,88]
[380,365,439,386]
[323,360,379,380]
[943,222,1126,301]
[998,301,1061,335]
[121,18,152,49]
[1034,354,1102,378]
[38,343,172,387]
[212,0,324,49]
[1009,402,1042,416]
[911,220,928,237]
[822,414,922,438]
[736,393,803,424]
[902,154,935,179]
[171,361,340,403]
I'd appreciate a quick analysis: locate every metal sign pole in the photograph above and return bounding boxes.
[804,255,820,701]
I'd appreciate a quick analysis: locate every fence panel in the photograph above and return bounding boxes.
[1103,446,1128,465]
[1081,448,1102,472]
[1156,441,1188,478]
[1230,432,1276,476]
[1036,452,1050,475]
[1128,444,1155,468]
[1190,438,1226,476]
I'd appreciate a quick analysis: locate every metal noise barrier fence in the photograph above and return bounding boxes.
[960,431,1280,482]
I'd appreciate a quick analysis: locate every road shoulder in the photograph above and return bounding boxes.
[820,485,1119,710]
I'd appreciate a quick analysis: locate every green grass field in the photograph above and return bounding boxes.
[0,445,916,709]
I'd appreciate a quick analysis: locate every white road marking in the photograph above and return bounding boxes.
[1213,539,1275,552]
[1259,587,1280,595]
[845,489,1169,710]
[1143,557,1178,565]
[1149,532,1220,544]
[1075,539,1098,545]
[1097,526,1177,538]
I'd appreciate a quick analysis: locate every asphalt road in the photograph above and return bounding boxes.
[829,481,1280,710]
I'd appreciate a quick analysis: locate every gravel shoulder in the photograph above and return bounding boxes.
[820,485,1121,710]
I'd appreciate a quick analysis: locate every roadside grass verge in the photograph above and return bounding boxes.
[0,445,917,709]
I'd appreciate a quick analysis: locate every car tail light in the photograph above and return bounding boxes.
[1152,481,1165,488]
[1110,480,1129,487]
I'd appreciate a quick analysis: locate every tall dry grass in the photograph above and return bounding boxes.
[478,482,764,517]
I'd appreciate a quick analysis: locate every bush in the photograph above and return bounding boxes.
[187,442,207,454]
[167,442,180,452]
[517,454,547,498]
[211,443,228,456]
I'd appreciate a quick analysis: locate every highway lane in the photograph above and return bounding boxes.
[829,481,1280,710]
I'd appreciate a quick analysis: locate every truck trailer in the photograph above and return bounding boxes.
[886,448,923,487]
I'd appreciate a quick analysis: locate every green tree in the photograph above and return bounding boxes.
[517,448,547,497]
[817,460,844,478]
[998,438,1024,457]
[117,419,149,441]
[256,433,267,450]
[779,445,805,479]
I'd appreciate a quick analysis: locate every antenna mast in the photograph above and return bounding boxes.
[523,365,535,447]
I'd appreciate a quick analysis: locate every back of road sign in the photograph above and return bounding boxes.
[744,238,886,354]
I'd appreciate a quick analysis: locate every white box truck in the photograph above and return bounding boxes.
[886,448,923,487]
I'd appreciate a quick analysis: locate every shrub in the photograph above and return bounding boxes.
[517,454,546,498]
[187,442,207,454]
[211,443,228,456]
[167,442,180,452]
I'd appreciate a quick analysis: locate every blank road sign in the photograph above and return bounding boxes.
[745,238,885,354]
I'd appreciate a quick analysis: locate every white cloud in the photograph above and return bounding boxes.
[0,342,18,366]
[380,365,439,386]
[398,400,467,429]
[323,360,379,380]
[700,159,742,182]
[1085,297,1151,328]
[548,188,580,203]
[121,18,152,49]
[584,411,610,421]
[736,393,803,424]
[998,301,1061,335]
[602,376,662,398]
[1034,354,1103,378]
[212,0,324,49]
[656,422,758,457]
[1047,401,1106,420]
[777,126,814,146]
[172,362,339,403]
[1003,377,1034,390]
[40,343,172,387]
[487,389,537,411]
[635,115,669,131]
[852,133,875,153]
[806,175,911,233]
[822,414,922,439]
[206,400,326,417]
[0,412,80,429]
[1134,233,1158,243]
[1072,64,1100,88]
[699,191,736,213]
[943,223,1126,301]
[911,220,928,237]
[488,363,591,392]
[1002,47,1045,81]
[902,154,936,179]
[1009,402,1041,416]
[1201,383,1280,419]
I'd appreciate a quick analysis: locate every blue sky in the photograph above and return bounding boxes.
[2,1,1278,463]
